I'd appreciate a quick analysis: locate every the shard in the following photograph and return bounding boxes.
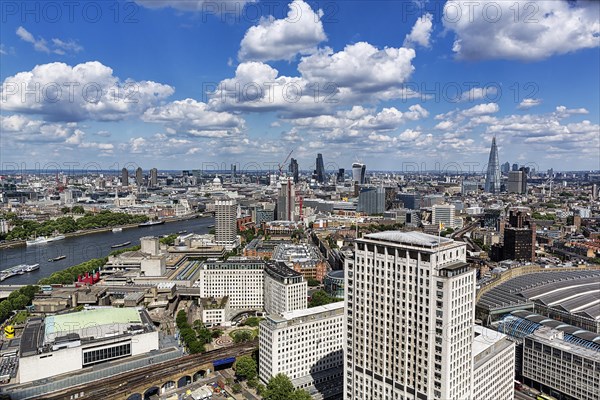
[484,136,501,193]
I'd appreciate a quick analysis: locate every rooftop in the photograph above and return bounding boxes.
[477,269,600,320]
[44,307,144,343]
[364,231,454,248]
[268,301,345,324]
[472,325,512,362]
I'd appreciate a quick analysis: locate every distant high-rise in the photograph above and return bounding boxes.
[289,158,299,184]
[276,178,296,221]
[315,153,325,183]
[501,161,510,174]
[231,164,237,178]
[121,168,129,186]
[150,168,158,187]
[135,167,143,186]
[397,192,421,210]
[484,137,501,193]
[357,186,384,215]
[491,208,536,262]
[337,168,345,183]
[352,162,366,185]
[508,170,525,194]
[215,199,238,251]
[512,163,519,172]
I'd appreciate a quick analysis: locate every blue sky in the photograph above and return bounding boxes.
[1,0,599,173]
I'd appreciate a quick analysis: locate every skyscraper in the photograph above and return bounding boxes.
[315,153,325,183]
[135,167,143,186]
[484,137,501,193]
[276,178,296,221]
[121,168,129,186]
[150,168,158,187]
[352,162,366,185]
[512,163,519,172]
[357,186,384,215]
[345,232,476,399]
[508,168,528,194]
[289,158,299,184]
[337,168,345,183]
[501,161,510,174]
[215,199,238,251]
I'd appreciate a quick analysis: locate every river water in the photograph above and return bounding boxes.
[0,217,213,285]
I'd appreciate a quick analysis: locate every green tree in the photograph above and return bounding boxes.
[264,374,295,400]
[307,278,320,287]
[290,390,312,400]
[242,316,262,327]
[9,294,29,310]
[234,355,257,380]
[308,290,340,308]
[232,330,253,343]
[231,383,243,394]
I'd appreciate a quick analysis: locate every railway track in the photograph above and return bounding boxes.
[40,340,257,400]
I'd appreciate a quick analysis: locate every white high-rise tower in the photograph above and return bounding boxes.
[215,199,238,251]
[344,231,475,399]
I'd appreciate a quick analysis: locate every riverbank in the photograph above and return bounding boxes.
[0,214,206,250]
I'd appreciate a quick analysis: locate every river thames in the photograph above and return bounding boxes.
[0,216,213,285]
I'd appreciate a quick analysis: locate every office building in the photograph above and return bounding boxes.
[121,167,129,186]
[215,199,238,250]
[337,168,345,183]
[472,326,516,400]
[491,208,536,262]
[357,186,385,215]
[397,193,421,210]
[289,158,299,184]
[255,206,275,225]
[508,170,525,194]
[352,162,366,185]
[523,328,599,400]
[264,261,307,316]
[18,308,158,383]
[484,136,501,193]
[345,232,475,399]
[512,163,519,171]
[316,153,325,183]
[277,178,296,221]
[195,260,265,310]
[135,167,143,186]
[432,203,456,229]
[259,303,344,398]
[150,168,158,187]
[501,162,510,174]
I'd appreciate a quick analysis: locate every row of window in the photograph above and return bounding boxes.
[82,342,131,366]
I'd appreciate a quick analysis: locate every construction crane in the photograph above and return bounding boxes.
[278,150,294,176]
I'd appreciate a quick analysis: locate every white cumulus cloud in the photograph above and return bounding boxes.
[403,13,433,48]
[443,0,600,60]
[238,0,326,62]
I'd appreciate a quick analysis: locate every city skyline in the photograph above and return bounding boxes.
[1,1,599,171]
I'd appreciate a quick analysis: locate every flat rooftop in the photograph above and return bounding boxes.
[472,325,511,360]
[268,301,345,324]
[44,307,144,343]
[364,231,455,248]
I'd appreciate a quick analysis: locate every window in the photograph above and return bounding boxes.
[82,342,132,366]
